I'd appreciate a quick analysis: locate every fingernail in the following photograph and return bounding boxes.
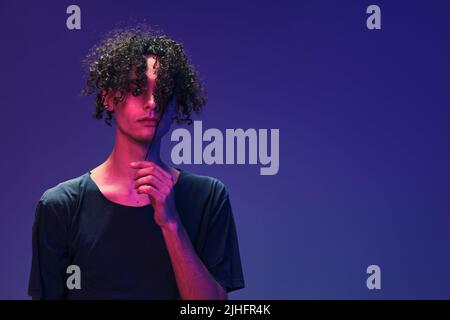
[130,162,136,166]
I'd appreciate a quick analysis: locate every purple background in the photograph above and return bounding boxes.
[1,0,449,299]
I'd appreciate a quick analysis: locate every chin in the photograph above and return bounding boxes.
[131,130,155,143]
[138,135,155,144]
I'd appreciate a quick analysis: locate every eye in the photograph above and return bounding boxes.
[128,83,141,96]
[131,89,141,97]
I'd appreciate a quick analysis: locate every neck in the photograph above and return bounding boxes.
[102,129,171,184]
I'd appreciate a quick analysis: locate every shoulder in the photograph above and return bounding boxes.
[38,173,88,210]
[179,169,229,200]
[33,173,88,227]
[177,169,232,219]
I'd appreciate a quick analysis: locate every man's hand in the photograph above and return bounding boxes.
[130,161,179,228]
[131,160,228,300]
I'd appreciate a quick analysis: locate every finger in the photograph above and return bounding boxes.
[137,184,167,203]
[134,166,172,186]
[135,174,171,194]
[136,185,160,203]
[130,161,172,179]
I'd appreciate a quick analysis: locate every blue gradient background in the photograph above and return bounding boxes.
[0,0,449,299]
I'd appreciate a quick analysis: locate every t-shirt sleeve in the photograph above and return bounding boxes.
[200,182,245,293]
[28,193,70,299]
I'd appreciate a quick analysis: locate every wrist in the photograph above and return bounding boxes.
[159,216,181,233]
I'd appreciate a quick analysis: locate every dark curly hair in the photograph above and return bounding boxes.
[82,24,207,126]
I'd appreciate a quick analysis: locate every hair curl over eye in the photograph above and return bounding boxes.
[82,24,207,126]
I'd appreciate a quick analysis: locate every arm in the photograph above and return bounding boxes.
[131,161,228,300]
[161,217,228,300]
[28,197,70,300]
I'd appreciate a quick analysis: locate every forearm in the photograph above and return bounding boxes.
[160,213,227,300]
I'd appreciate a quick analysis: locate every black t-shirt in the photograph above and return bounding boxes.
[28,168,245,299]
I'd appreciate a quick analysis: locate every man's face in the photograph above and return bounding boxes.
[108,55,169,144]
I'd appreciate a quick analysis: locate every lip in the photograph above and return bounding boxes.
[138,119,157,126]
[137,116,158,126]
[137,116,158,121]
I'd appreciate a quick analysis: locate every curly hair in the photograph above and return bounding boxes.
[82,24,207,126]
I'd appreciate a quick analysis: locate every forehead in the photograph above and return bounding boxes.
[145,55,159,80]
[129,54,159,81]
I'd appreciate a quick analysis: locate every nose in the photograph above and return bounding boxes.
[144,101,160,114]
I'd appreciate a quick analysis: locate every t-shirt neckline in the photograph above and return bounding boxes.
[86,167,184,209]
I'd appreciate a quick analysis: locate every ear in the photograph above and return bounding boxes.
[102,88,115,112]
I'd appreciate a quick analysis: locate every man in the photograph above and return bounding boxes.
[28,25,245,299]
